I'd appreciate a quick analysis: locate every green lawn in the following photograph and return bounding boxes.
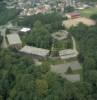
[47,58,65,65]
[79,8,97,17]
[53,38,73,51]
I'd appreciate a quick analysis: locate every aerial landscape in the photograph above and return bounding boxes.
[0,0,97,100]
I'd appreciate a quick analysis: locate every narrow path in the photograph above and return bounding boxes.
[1,28,8,48]
[71,36,77,51]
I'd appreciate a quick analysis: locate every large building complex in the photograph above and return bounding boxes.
[59,49,78,59]
[20,45,50,60]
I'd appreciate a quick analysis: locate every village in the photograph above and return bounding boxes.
[4,0,97,16]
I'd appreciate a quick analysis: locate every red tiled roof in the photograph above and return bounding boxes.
[68,12,80,16]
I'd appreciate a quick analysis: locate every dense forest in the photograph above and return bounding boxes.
[0,1,20,25]
[0,34,3,45]
[24,21,52,49]
[68,15,97,99]
[0,8,20,25]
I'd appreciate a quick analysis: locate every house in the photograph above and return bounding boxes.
[7,33,22,49]
[51,30,69,40]
[20,45,50,60]
[59,49,78,59]
[65,12,80,19]
[19,27,31,35]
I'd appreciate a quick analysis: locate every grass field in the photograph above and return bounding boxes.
[79,8,97,17]
[53,38,73,50]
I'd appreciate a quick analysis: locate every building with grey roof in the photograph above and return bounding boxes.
[51,30,69,41]
[59,49,78,59]
[7,33,22,49]
[20,45,50,60]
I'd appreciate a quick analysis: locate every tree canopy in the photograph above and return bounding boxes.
[0,34,3,47]
[24,21,52,49]
[69,23,97,98]
[15,12,64,33]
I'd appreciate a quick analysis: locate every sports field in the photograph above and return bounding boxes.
[63,17,96,28]
[79,8,97,17]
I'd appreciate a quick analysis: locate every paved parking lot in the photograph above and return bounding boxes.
[51,60,82,82]
[51,60,82,73]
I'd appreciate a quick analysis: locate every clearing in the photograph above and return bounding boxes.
[79,8,97,17]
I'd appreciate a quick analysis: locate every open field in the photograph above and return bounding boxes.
[79,8,97,17]
[63,17,96,28]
